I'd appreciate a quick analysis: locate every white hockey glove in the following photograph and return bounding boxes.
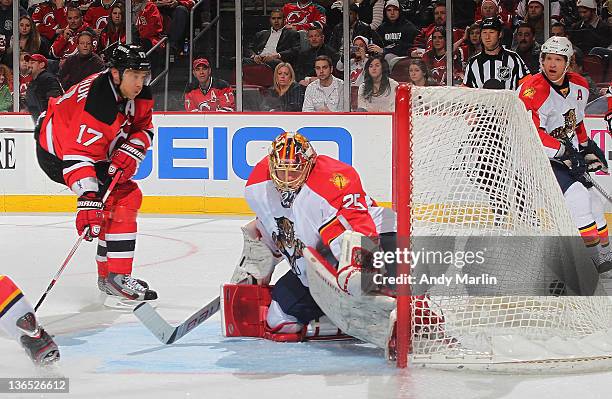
[335,231,380,296]
[230,220,281,284]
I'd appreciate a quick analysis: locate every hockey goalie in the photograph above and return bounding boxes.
[221,132,401,349]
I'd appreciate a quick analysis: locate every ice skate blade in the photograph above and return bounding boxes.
[103,295,157,310]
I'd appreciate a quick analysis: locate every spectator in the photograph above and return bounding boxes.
[406,58,435,86]
[155,0,193,57]
[282,0,326,31]
[24,53,63,122]
[456,23,481,68]
[98,2,126,54]
[512,22,540,73]
[421,26,462,85]
[0,63,13,112]
[132,0,164,52]
[336,35,369,87]
[58,31,104,89]
[474,0,513,29]
[18,52,31,110]
[570,0,611,55]
[353,0,385,31]
[264,62,304,111]
[570,50,600,102]
[184,57,235,112]
[50,7,96,59]
[244,9,301,68]
[515,0,560,25]
[84,0,118,36]
[31,0,68,45]
[302,55,344,112]
[0,0,27,42]
[357,55,397,111]
[295,26,339,84]
[399,0,434,29]
[330,2,383,53]
[9,16,49,58]
[411,2,463,58]
[550,21,567,37]
[520,0,545,44]
[370,0,419,66]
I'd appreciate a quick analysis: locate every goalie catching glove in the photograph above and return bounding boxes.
[76,192,104,240]
[579,138,609,174]
[109,139,146,183]
[230,220,282,284]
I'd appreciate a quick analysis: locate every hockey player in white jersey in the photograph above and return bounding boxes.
[0,275,59,365]
[221,132,397,342]
[519,36,611,273]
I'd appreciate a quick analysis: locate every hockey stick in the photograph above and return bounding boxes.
[34,172,123,311]
[133,277,249,344]
[589,176,612,204]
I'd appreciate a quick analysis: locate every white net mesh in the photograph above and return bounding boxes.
[400,86,612,372]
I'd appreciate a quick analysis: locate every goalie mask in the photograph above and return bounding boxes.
[269,132,317,197]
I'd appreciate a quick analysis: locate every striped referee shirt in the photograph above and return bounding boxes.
[463,48,531,90]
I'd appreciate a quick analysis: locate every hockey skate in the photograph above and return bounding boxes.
[595,252,612,275]
[16,312,60,365]
[98,276,149,294]
[103,273,157,309]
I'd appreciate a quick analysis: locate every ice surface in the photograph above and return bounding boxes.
[1,214,612,399]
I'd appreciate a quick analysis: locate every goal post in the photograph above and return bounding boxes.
[391,83,612,372]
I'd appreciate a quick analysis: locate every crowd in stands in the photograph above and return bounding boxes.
[0,0,610,113]
[194,0,612,112]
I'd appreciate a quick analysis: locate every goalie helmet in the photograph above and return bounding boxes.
[108,43,151,72]
[269,132,317,194]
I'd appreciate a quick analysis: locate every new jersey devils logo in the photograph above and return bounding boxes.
[272,216,305,275]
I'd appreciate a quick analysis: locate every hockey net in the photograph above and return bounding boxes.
[392,84,612,372]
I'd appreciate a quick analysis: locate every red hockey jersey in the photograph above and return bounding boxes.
[245,155,395,285]
[282,1,326,31]
[84,0,117,31]
[422,50,462,85]
[184,78,235,112]
[31,2,68,41]
[519,72,590,159]
[38,71,154,195]
[134,2,163,47]
[19,73,32,102]
[98,29,126,52]
[50,23,98,59]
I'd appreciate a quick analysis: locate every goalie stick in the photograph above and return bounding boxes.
[133,277,248,344]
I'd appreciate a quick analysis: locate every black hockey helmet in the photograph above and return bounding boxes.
[480,17,503,31]
[108,43,151,72]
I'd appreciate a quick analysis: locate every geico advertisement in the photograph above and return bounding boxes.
[0,113,608,211]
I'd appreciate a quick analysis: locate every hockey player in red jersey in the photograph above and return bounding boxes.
[222,132,397,342]
[519,36,611,273]
[0,275,59,365]
[35,44,158,302]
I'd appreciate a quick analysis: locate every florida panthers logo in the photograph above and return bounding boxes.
[272,217,305,275]
[550,109,577,140]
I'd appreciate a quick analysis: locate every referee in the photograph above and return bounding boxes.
[463,17,531,90]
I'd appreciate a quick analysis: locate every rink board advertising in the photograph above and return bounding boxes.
[0,113,609,215]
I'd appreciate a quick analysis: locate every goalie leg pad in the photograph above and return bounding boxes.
[221,283,272,338]
[304,247,397,349]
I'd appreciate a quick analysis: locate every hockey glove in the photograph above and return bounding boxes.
[580,138,609,174]
[109,139,146,183]
[76,192,104,241]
